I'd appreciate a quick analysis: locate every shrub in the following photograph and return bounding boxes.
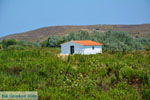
[0,44,2,49]
[44,30,147,51]
[2,39,17,48]
[41,40,49,47]
[142,88,150,100]
[48,35,65,47]
[109,82,140,100]
[7,45,25,50]
[119,66,148,84]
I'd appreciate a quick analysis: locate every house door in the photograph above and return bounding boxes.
[70,46,74,54]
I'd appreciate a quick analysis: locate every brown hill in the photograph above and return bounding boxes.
[0,24,150,42]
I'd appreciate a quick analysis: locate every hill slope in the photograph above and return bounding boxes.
[0,24,150,42]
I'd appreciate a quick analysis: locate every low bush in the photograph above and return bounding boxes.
[142,88,150,100]
[7,45,26,50]
[109,82,140,100]
[45,30,149,52]
[120,66,148,84]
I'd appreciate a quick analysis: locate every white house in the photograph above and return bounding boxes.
[60,40,103,55]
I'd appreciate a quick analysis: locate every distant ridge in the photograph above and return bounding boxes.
[0,24,150,42]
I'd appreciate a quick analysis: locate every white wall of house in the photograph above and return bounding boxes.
[61,42,83,55]
[61,41,102,55]
[83,46,102,54]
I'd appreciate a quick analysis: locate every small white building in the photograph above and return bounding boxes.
[60,40,103,55]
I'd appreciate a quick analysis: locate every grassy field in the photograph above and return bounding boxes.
[0,48,150,100]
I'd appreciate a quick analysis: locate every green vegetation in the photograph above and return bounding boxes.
[44,31,150,51]
[0,48,149,100]
[1,31,150,52]
[0,30,149,99]
[0,39,41,49]
[1,39,17,48]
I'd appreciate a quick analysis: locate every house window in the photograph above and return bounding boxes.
[92,46,94,50]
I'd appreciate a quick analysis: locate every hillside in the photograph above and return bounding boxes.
[0,24,150,42]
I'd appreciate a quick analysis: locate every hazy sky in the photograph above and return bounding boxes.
[0,0,150,37]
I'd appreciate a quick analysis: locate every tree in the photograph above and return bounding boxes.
[41,40,49,47]
[44,30,147,52]
[48,36,65,47]
[2,39,17,48]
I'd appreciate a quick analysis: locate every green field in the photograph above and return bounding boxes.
[0,48,150,100]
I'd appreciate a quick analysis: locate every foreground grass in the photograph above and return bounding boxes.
[0,48,150,100]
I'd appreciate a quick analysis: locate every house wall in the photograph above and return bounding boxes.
[61,42,84,55]
[83,46,102,54]
[61,42,102,55]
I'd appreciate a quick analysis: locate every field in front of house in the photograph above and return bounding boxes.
[0,48,150,100]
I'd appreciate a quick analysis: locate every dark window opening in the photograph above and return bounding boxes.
[70,46,74,54]
[92,46,94,50]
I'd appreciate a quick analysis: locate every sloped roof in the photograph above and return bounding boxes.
[72,40,103,46]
